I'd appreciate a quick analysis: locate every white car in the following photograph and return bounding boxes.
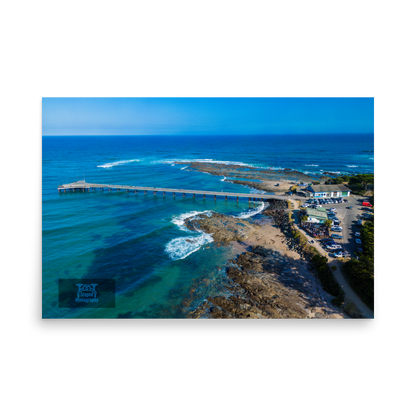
[333,252,343,258]
[301,203,309,208]
[331,226,343,231]
[331,234,343,239]
[355,232,360,237]
[356,239,362,244]
[329,208,337,212]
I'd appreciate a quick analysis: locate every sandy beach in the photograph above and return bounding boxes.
[185,209,346,319]
[174,161,349,319]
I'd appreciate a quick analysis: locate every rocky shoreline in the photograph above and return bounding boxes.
[185,199,345,319]
[184,212,260,243]
[174,161,331,193]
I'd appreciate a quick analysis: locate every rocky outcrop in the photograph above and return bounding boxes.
[189,246,343,319]
[224,179,281,193]
[184,212,259,243]
[175,161,325,182]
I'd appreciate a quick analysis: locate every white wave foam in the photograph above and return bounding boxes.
[234,201,269,219]
[171,210,212,231]
[156,158,257,167]
[165,233,214,261]
[166,210,214,260]
[305,164,319,166]
[180,166,189,170]
[346,165,359,168]
[221,176,227,182]
[97,159,141,168]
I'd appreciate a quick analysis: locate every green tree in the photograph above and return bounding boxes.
[324,219,333,230]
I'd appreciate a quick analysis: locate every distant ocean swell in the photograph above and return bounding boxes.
[97,159,141,168]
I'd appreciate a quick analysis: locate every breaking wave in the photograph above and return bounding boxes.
[346,165,359,168]
[234,201,269,219]
[166,210,214,260]
[305,164,319,166]
[171,210,212,231]
[97,159,141,168]
[165,234,214,261]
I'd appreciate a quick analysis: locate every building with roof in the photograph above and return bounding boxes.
[307,184,351,198]
[305,207,328,224]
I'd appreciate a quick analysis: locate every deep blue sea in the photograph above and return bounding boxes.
[42,134,374,318]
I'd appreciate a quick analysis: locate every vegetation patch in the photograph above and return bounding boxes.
[342,221,374,310]
[311,254,344,306]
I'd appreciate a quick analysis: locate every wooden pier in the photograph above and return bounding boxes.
[57,180,287,201]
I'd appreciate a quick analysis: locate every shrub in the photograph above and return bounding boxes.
[311,255,344,304]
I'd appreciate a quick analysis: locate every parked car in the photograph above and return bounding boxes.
[357,248,363,253]
[332,244,342,249]
[355,232,360,237]
[362,201,373,207]
[331,226,343,231]
[301,203,309,208]
[348,206,353,209]
[356,239,362,244]
[333,220,340,225]
[332,234,343,239]
[357,219,363,226]
[333,252,343,258]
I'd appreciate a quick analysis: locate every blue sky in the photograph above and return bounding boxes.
[42,98,374,136]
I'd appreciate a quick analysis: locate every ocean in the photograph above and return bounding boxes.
[42,134,374,318]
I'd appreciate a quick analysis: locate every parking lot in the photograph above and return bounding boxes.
[298,195,371,258]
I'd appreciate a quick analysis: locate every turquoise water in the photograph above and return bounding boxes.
[42,134,374,318]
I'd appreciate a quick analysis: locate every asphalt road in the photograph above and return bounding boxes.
[291,195,374,318]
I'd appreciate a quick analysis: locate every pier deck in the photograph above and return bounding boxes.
[58,180,287,200]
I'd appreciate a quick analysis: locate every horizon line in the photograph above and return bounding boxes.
[43,132,374,137]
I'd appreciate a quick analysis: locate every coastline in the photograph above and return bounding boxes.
[187,215,346,319]
[179,183,347,318]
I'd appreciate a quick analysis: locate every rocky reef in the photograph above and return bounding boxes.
[184,212,260,243]
[189,246,343,319]
[185,203,345,319]
[175,161,327,184]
